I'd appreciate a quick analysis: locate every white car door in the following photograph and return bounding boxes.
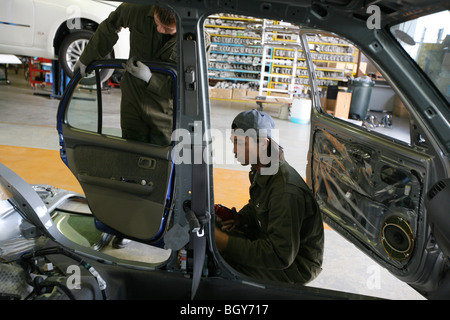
[0,0,34,47]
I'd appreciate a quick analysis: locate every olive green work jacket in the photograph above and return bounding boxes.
[79,3,177,70]
[78,4,177,144]
[222,157,325,285]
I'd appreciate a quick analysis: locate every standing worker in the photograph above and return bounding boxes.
[74,4,178,249]
[74,4,178,146]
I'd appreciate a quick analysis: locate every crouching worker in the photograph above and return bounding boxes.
[215,109,324,285]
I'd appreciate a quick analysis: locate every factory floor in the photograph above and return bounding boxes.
[0,67,424,300]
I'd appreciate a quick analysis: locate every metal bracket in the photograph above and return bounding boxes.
[182,40,198,116]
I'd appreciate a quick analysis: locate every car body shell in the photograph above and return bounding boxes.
[0,0,449,301]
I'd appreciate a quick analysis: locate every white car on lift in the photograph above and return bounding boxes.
[0,0,129,82]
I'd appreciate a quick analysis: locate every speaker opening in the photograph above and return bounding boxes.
[381,216,414,261]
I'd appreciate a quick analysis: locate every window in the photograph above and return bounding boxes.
[205,14,413,178]
[391,10,450,103]
[66,69,122,137]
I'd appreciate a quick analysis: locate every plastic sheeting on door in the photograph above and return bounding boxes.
[312,129,422,268]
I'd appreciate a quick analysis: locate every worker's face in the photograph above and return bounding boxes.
[232,135,251,166]
[154,13,177,35]
[231,134,268,167]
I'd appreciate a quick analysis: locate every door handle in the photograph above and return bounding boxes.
[78,174,154,195]
[138,157,156,169]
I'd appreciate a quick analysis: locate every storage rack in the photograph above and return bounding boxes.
[258,19,302,100]
[205,15,263,88]
[205,14,358,100]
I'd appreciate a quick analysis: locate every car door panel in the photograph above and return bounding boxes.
[309,118,430,270]
[62,127,173,240]
[58,61,176,243]
[298,24,445,288]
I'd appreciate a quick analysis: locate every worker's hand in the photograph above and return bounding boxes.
[122,57,152,83]
[73,60,87,77]
[220,219,238,232]
[214,227,229,252]
[215,207,240,232]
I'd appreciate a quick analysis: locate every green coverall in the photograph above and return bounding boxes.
[79,4,177,145]
[221,156,325,285]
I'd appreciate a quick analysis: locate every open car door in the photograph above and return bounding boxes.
[57,60,176,245]
[302,26,449,299]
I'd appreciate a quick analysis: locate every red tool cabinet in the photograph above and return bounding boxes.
[29,57,53,88]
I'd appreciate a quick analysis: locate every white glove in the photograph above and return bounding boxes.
[73,60,87,77]
[122,57,152,83]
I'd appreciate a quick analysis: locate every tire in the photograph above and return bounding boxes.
[58,30,114,86]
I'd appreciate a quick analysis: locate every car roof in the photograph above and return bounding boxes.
[317,0,446,25]
[132,0,448,39]
[134,0,447,24]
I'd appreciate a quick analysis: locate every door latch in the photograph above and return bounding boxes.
[185,66,196,91]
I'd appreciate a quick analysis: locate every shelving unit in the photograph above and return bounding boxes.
[205,15,263,99]
[258,19,302,100]
[261,31,358,99]
[205,14,359,101]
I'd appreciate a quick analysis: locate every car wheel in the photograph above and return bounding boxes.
[58,30,114,86]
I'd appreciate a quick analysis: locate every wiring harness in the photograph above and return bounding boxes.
[17,246,108,300]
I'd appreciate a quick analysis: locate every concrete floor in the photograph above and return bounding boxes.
[0,67,425,299]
